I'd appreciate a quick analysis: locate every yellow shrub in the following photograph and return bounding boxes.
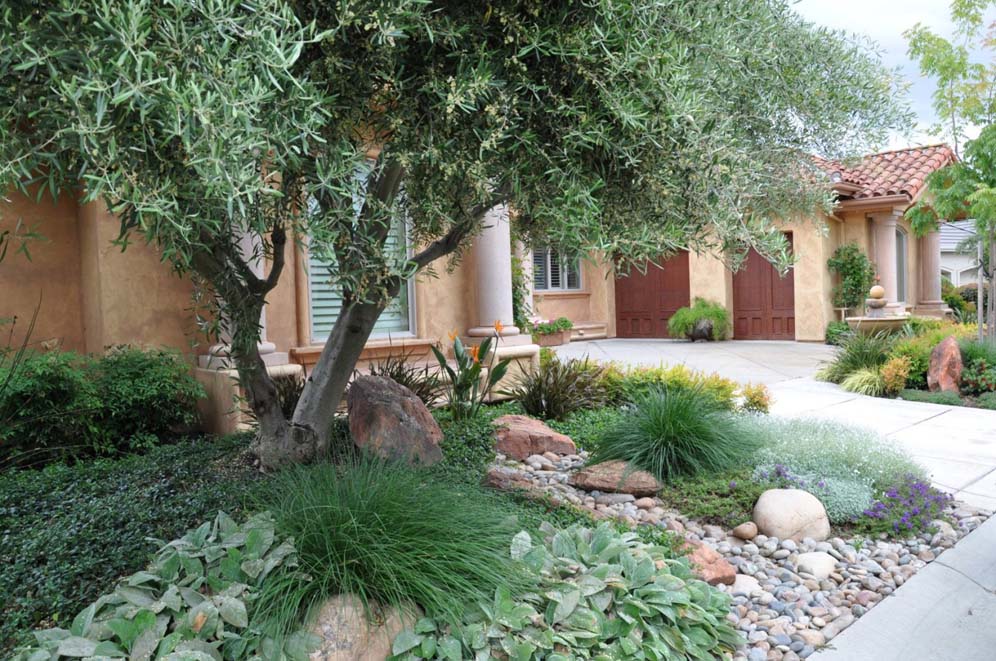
[597,363,739,409]
[740,382,772,413]
[880,355,912,397]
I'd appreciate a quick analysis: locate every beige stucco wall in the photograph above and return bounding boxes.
[688,250,732,310]
[532,256,614,332]
[0,190,85,351]
[782,217,835,341]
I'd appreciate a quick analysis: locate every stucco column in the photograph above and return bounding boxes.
[915,228,949,316]
[870,211,904,315]
[468,205,525,339]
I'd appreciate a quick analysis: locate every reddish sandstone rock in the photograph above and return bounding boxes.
[928,335,963,393]
[347,376,443,465]
[680,539,736,586]
[493,414,576,460]
[568,460,661,496]
[484,466,538,492]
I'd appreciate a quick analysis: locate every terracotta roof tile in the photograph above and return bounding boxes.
[817,144,956,201]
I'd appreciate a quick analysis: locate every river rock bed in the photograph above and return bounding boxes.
[490,451,992,660]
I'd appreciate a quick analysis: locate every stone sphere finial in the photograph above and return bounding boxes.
[869,285,886,300]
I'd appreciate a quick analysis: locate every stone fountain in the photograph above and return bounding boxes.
[845,284,910,334]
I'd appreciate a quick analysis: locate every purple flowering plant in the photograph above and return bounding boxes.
[855,474,953,536]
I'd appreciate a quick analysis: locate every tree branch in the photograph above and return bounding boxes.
[260,223,286,294]
[410,185,512,270]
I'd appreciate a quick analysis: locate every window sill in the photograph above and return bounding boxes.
[534,290,590,299]
[291,337,435,370]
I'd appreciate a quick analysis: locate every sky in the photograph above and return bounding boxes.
[793,0,994,150]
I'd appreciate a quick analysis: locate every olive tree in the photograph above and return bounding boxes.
[1,0,911,469]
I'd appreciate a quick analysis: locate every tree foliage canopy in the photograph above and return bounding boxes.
[1,0,912,465]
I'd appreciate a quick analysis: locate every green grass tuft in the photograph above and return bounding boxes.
[817,330,894,384]
[840,367,887,396]
[253,457,528,638]
[589,386,764,482]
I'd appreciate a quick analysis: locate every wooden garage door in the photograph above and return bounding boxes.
[615,251,690,338]
[732,235,795,340]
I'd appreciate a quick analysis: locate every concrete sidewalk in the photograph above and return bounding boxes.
[811,514,996,661]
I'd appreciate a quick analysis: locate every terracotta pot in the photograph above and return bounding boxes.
[534,329,571,347]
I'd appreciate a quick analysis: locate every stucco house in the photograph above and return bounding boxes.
[1,143,956,431]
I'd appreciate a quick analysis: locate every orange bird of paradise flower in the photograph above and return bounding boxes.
[493,319,504,335]
[447,329,458,342]
[468,345,480,363]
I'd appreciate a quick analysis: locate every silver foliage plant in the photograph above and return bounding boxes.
[11,512,313,661]
[392,523,743,660]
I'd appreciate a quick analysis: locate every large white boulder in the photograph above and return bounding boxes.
[752,488,830,542]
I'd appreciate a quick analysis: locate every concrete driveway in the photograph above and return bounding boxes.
[554,338,996,509]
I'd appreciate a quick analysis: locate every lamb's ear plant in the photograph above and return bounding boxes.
[393,523,743,660]
[10,512,314,661]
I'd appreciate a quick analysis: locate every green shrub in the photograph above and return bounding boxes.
[816,330,894,384]
[96,346,204,445]
[749,417,925,491]
[367,351,442,405]
[904,316,944,336]
[590,386,764,482]
[899,389,964,406]
[958,282,988,309]
[10,512,307,661]
[656,469,771,528]
[962,358,996,395]
[886,323,976,389]
[0,435,263,652]
[600,363,738,409]
[840,367,887,396]
[0,351,103,467]
[825,320,852,346]
[531,316,573,335]
[942,277,971,317]
[0,348,204,468]
[399,523,742,660]
[827,243,875,310]
[435,410,498,473]
[547,407,624,451]
[504,357,608,421]
[960,339,996,368]
[880,355,912,397]
[254,458,526,636]
[977,392,996,410]
[667,297,730,340]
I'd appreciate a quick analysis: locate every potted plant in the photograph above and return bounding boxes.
[530,317,574,347]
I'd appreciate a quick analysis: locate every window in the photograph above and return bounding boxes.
[533,248,581,291]
[895,227,908,303]
[307,164,414,343]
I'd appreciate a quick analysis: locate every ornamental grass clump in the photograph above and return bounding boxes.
[254,458,526,637]
[590,386,764,482]
[749,418,925,491]
[816,330,894,384]
[396,523,742,660]
[504,356,608,421]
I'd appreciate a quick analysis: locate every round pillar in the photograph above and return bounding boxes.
[468,205,521,337]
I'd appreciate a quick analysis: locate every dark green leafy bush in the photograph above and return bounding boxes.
[530,316,573,336]
[962,358,996,395]
[434,409,499,473]
[827,243,875,310]
[0,352,103,466]
[398,523,742,660]
[977,392,996,410]
[667,297,730,340]
[0,347,204,467]
[825,320,852,345]
[96,346,204,445]
[590,386,764,482]
[899,389,964,406]
[960,339,996,369]
[504,357,608,421]
[254,458,527,636]
[0,435,263,652]
[10,512,308,661]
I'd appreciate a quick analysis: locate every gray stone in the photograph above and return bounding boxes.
[753,489,830,542]
[796,552,836,580]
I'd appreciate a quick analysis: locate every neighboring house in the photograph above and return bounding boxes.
[1,144,957,431]
[940,219,978,287]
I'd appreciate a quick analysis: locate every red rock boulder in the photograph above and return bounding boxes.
[928,335,963,393]
[493,414,576,460]
[347,376,443,465]
[680,539,736,586]
[568,460,660,496]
